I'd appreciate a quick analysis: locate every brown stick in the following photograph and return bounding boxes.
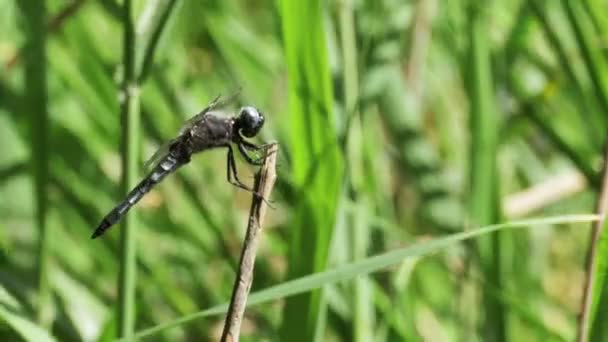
[220,143,278,342]
[577,143,608,342]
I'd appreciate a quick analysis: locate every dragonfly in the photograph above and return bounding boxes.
[91,95,268,239]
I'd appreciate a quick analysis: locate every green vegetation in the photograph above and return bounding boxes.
[1,0,606,341]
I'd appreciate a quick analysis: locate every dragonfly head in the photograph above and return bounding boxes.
[236,106,265,138]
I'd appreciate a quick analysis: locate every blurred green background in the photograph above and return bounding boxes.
[1,0,607,341]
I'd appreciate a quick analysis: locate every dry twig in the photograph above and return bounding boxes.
[220,143,278,342]
[578,143,608,342]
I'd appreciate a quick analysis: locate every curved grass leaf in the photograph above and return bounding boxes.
[128,215,599,340]
[0,306,56,342]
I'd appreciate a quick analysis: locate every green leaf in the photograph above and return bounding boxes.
[16,0,51,327]
[278,0,343,340]
[128,215,598,340]
[465,3,503,341]
[136,0,180,82]
[0,306,56,342]
[588,217,608,340]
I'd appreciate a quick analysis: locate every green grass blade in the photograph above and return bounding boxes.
[278,1,343,340]
[528,0,605,147]
[117,0,140,338]
[339,0,374,339]
[528,0,584,100]
[115,0,181,338]
[586,216,608,341]
[16,0,51,327]
[128,215,599,340]
[0,306,57,342]
[562,0,608,125]
[136,0,179,82]
[466,3,503,341]
[582,0,608,38]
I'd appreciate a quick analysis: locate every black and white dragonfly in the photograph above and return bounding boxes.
[91,95,268,238]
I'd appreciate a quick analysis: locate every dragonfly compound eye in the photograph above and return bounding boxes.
[238,106,265,137]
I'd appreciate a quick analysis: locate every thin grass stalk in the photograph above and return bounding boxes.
[528,0,582,97]
[117,0,140,338]
[114,1,180,336]
[136,0,178,83]
[582,0,608,39]
[508,77,599,186]
[528,0,604,144]
[466,3,504,341]
[338,0,373,340]
[16,0,51,327]
[588,219,608,341]
[578,144,608,342]
[503,3,533,68]
[562,0,608,129]
[128,215,600,340]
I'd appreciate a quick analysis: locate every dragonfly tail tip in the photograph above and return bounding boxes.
[91,220,111,239]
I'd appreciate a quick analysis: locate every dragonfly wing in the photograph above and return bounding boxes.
[178,112,206,136]
[144,140,173,171]
[178,92,241,135]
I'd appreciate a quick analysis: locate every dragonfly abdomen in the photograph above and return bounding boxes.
[91,152,187,238]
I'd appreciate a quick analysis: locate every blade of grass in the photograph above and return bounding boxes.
[16,0,50,327]
[0,162,28,182]
[0,306,56,342]
[579,145,608,341]
[562,0,608,128]
[338,0,373,340]
[582,0,608,41]
[116,0,140,338]
[528,0,604,145]
[279,1,343,341]
[115,0,180,338]
[508,71,599,187]
[588,216,608,341]
[528,0,582,101]
[127,215,599,340]
[136,0,179,83]
[465,3,503,341]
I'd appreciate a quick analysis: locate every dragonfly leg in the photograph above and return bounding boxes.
[240,141,276,164]
[227,145,253,190]
[240,140,273,152]
[238,143,266,166]
[227,145,275,207]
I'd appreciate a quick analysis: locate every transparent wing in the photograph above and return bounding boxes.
[178,91,242,135]
[143,140,173,171]
[178,112,206,136]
